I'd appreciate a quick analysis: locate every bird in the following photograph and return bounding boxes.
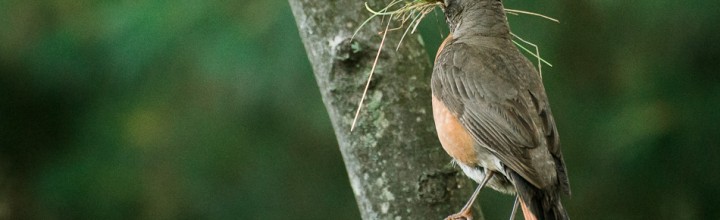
[431,0,571,219]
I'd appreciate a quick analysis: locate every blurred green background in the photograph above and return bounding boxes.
[1,0,719,219]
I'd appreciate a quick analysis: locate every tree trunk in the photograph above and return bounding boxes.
[288,1,482,219]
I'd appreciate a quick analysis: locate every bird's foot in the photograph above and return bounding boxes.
[444,209,472,220]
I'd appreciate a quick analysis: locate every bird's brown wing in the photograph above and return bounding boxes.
[432,42,567,192]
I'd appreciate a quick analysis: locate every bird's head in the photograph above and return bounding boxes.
[440,0,509,38]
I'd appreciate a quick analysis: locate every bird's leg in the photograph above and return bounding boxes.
[509,195,520,220]
[445,171,495,220]
[520,199,539,220]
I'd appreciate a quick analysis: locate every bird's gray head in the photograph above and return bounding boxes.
[441,0,509,38]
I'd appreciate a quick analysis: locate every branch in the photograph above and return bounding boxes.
[289,0,482,219]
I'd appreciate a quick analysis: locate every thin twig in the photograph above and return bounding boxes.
[511,33,550,78]
[352,1,403,41]
[505,9,559,23]
[397,10,424,50]
[351,14,394,132]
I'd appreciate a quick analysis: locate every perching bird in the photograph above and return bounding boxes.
[431,0,570,219]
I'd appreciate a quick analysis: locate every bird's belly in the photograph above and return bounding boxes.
[457,161,516,194]
[432,95,477,165]
[432,95,515,194]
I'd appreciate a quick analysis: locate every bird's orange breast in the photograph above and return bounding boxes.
[435,35,453,61]
[432,95,478,165]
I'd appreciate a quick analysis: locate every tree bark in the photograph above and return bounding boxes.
[289,1,482,219]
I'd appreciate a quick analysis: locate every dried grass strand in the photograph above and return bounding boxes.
[351,14,394,132]
[505,9,559,23]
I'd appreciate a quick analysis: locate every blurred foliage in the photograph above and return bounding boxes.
[0,0,719,219]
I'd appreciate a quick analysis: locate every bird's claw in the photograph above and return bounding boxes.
[445,212,472,220]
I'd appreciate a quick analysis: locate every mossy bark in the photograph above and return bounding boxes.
[289,0,483,219]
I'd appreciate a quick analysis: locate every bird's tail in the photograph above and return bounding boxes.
[509,171,569,220]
